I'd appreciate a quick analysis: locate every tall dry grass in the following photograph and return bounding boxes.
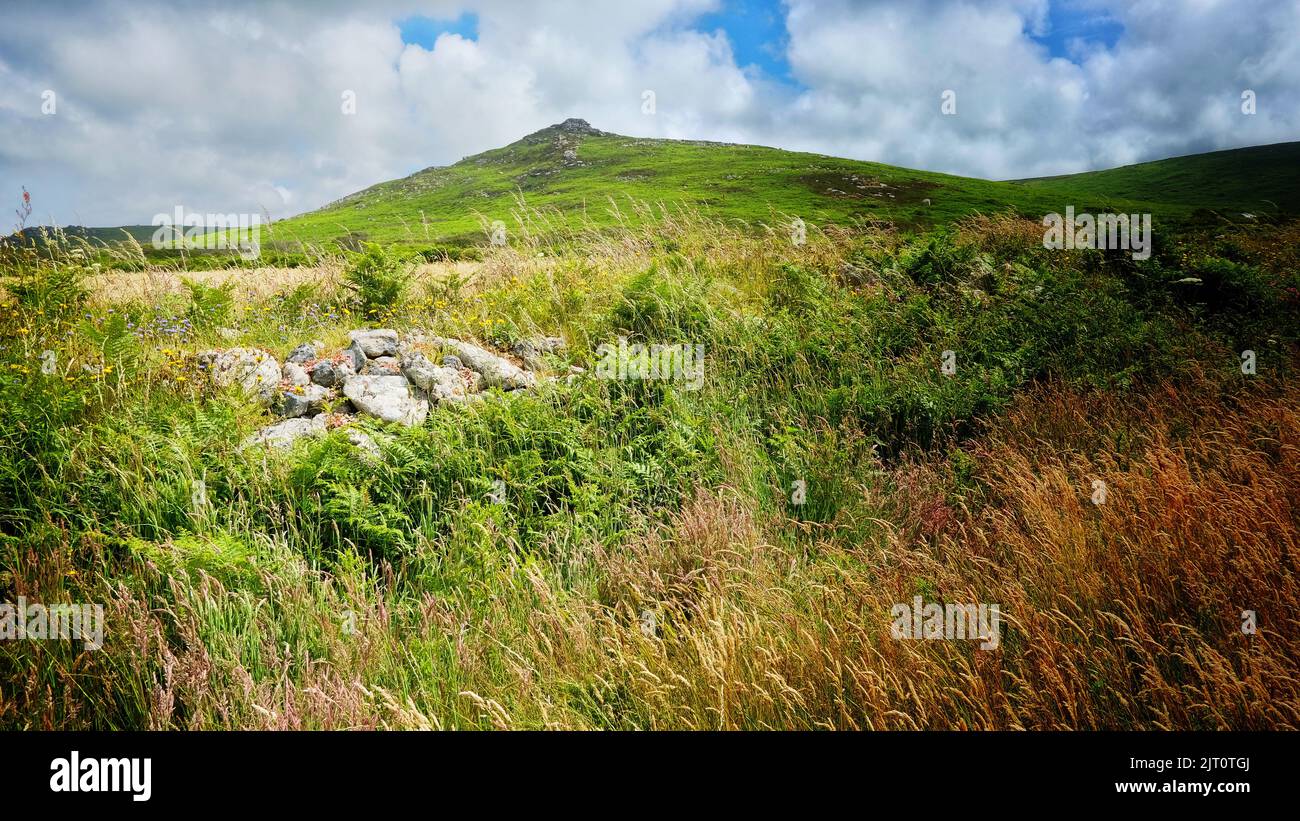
[496,370,1300,729]
[23,369,1288,730]
[5,208,1296,730]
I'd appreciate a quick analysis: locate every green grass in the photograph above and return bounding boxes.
[3,205,1299,729]
[3,123,1300,730]
[1013,141,1300,218]
[265,119,1275,251]
[31,122,1297,260]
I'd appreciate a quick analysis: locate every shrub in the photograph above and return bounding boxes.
[343,242,411,319]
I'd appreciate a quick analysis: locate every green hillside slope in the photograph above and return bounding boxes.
[47,122,1295,255]
[5,224,157,248]
[267,118,1192,250]
[1013,141,1300,217]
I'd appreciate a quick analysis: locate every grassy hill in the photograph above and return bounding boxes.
[1012,141,1300,218]
[4,224,156,248]
[31,122,1295,256]
[266,118,1210,251]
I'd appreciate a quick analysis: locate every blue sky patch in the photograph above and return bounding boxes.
[1028,1,1123,60]
[398,13,479,50]
[693,0,798,85]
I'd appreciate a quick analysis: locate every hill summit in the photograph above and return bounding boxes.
[528,117,605,139]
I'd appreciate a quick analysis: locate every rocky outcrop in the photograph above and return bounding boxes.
[285,342,321,365]
[349,329,399,358]
[310,356,354,387]
[513,336,566,371]
[431,337,536,390]
[279,383,332,418]
[222,328,561,451]
[283,362,311,388]
[400,351,471,403]
[342,374,429,426]
[197,347,281,404]
[243,415,327,449]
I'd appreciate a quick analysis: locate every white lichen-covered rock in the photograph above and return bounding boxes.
[398,350,440,388]
[200,347,281,403]
[243,415,327,450]
[282,361,311,387]
[361,355,401,375]
[400,351,472,402]
[349,329,399,358]
[278,384,332,418]
[431,337,536,390]
[342,374,428,425]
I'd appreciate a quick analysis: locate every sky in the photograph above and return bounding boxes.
[0,0,1296,227]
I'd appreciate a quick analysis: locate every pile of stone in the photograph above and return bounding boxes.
[196,329,566,450]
